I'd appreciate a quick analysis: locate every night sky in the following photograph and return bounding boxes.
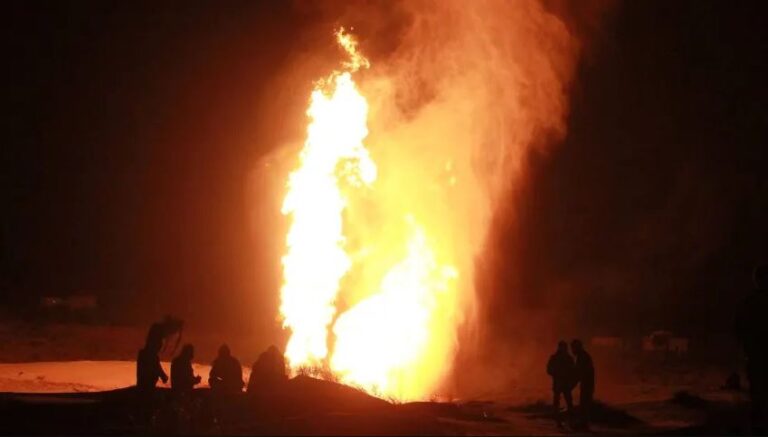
[2,1,767,339]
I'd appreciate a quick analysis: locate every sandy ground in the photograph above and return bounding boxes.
[0,361,250,393]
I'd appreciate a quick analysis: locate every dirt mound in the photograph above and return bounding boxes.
[280,375,392,413]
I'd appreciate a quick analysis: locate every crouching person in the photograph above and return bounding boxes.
[207,344,244,432]
[209,344,244,395]
[247,345,288,395]
[171,344,202,393]
[170,344,202,432]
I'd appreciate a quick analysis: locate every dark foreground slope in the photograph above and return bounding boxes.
[0,376,754,435]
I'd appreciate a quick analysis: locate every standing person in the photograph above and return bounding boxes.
[571,339,595,430]
[171,344,201,393]
[736,263,768,434]
[547,341,575,428]
[137,337,168,390]
[135,334,168,430]
[209,344,244,394]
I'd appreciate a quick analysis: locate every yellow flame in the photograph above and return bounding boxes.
[336,27,370,72]
[279,29,458,400]
[331,216,458,398]
[280,73,373,366]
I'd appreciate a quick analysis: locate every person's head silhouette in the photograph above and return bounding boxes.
[179,344,194,361]
[218,344,231,358]
[571,339,584,354]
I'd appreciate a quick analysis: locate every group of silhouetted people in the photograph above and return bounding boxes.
[133,316,288,431]
[547,339,595,430]
[137,341,288,392]
[163,343,250,396]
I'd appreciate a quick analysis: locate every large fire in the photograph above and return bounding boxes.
[272,0,585,401]
[279,29,458,400]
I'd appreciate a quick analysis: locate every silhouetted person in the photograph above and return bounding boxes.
[736,263,768,433]
[247,345,287,394]
[135,335,168,429]
[171,344,201,393]
[135,316,182,392]
[209,344,244,394]
[571,339,595,430]
[137,337,168,390]
[169,344,202,432]
[547,340,575,427]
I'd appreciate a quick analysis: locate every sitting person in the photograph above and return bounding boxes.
[171,344,201,393]
[247,345,287,394]
[209,344,244,394]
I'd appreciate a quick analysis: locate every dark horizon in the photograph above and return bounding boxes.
[2,0,767,340]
